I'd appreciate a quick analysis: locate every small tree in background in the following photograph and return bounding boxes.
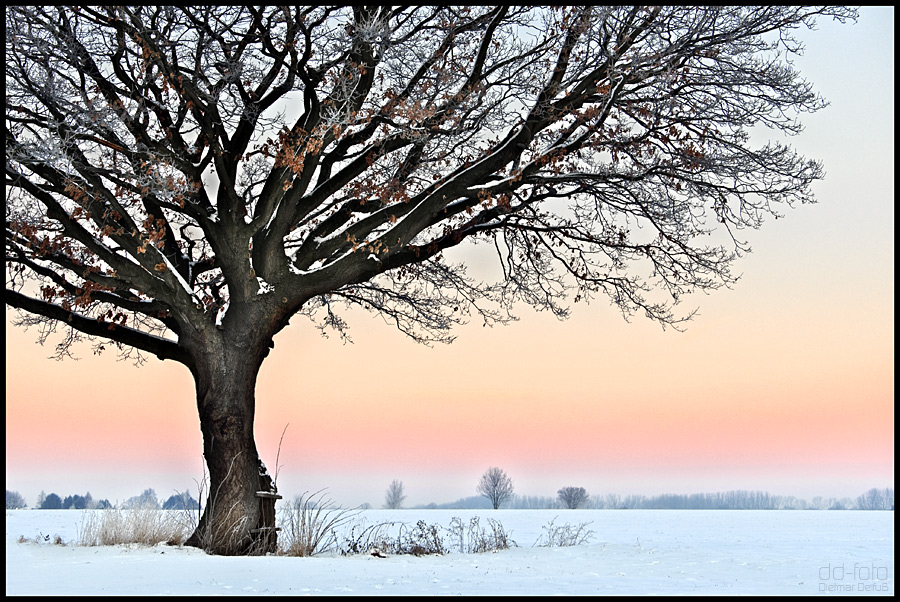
[856,487,894,511]
[40,493,63,509]
[477,467,514,509]
[123,488,160,509]
[384,480,407,509]
[557,486,589,509]
[6,490,27,509]
[162,490,201,510]
[62,492,94,509]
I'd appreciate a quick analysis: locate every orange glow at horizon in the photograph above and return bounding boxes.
[5,294,894,504]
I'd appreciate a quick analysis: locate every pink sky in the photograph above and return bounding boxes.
[5,8,894,508]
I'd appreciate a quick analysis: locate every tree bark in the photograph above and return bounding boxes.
[183,321,278,555]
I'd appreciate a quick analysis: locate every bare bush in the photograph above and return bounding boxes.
[533,517,595,548]
[338,519,445,557]
[292,512,521,557]
[339,520,402,557]
[450,516,516,553]
[17,532,66,546]
[397,520,446,556]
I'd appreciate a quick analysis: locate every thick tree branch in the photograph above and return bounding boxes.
[6,290,191,366]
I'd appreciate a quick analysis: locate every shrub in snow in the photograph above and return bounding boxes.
[338,515,517,557]
[533,517,595,548]
[397,520,446,556]
[449,516,517,553]
[16,532,66,546]
[339,520,402,557]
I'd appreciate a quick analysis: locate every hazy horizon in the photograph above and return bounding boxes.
[5,8,894,512]
[6,476,890,511]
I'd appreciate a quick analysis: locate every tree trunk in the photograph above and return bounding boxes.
[183,325,279,555]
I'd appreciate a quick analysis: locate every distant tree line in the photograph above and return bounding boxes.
[9,484,892,512]
[120,488,200,510]
[593,489,894,510]
[411,488,894,511]
[122,488,159,509]
[416,495,495,510]
[5,488,198,510]
[597,490,810,510]
[162,490,201,511]
[33,491,112,510]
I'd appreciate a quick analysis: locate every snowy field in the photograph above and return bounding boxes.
[6,508,893,596]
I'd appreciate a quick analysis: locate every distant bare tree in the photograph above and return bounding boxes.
[384,479,407,509]
[123,488,159,509]
[477,467,514,509]
[828,498,853,511]
[6,490,27,509]
[557,486,589,509]
[857,487,894,511]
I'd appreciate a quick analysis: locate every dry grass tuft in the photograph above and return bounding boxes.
[16,532,66,546]
[278,490,360,556]
[78,506,192,547]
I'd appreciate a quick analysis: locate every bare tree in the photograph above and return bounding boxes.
[384,479,406,509]
[6,490,27,510]
[557,486,589,509]
[123,488,160,509]
[6,6,857,554]
[603,493,622,509]
[857,487,894,511]
[477,467,514,509]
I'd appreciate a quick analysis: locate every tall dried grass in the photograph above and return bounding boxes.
[77,506,192,547]
[278,490,360,556]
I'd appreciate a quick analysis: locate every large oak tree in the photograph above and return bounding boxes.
[6,6,856,554]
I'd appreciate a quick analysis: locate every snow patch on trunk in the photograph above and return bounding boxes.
[215,300,229,329]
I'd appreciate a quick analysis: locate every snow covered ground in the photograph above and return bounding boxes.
[6,508,893,595]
